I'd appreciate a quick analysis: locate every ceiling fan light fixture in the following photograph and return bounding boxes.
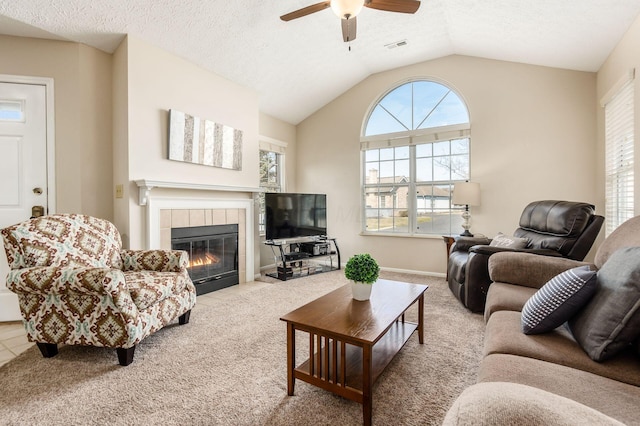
[330,0,365,19]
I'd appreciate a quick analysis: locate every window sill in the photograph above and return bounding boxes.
[359,232,445,240]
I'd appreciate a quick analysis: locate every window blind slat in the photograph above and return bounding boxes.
[604,79,635,236]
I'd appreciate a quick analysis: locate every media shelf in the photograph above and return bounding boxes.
[264,237,340,281]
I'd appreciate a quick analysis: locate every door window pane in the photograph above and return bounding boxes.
[0,100,25,121]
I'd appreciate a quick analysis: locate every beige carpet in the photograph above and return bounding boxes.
[0,271,484,425]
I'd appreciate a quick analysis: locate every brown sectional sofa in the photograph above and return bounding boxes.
[444,216,640,425]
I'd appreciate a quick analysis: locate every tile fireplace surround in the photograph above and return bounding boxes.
[137,180,258,286]
[159,207,247,283]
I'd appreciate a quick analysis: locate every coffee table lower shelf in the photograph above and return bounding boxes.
[292,320,418,404]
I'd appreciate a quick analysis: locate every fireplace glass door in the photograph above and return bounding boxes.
[171,224,239,295]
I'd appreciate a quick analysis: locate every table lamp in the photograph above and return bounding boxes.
[452,182,480,237]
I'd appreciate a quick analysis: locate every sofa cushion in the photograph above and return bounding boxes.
[484,282,537,322]
[521,266,597,334]
[593,215,640,269]
[484,310,640,386]
[1,214,123,269]
[478,354,640,425]
[569,247,640,361]
[489,232,528,249]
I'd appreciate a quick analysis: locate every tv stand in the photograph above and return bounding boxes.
[264,237,340,281]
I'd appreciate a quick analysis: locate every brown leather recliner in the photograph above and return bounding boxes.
[447,200,604,313]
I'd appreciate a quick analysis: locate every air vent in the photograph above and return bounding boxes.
[385,39,408,49]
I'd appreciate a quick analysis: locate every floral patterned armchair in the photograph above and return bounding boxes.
[1,214,196,366]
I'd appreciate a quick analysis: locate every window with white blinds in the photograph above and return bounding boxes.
[604,78,634,236]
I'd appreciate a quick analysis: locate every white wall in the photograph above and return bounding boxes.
[296,55,598,275]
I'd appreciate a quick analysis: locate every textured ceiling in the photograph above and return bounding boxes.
[1,0,639,124]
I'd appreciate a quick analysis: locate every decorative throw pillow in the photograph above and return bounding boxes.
[521,265,598,335]
[568,247,640,362]
[490,232,529,249]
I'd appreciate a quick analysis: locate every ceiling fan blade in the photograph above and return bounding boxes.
[365,0,420,14]
[280,1,331,21]
[341,16,357,42]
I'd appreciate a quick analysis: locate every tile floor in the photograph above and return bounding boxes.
[0,280,272,368]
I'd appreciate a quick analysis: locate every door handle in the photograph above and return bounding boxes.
[31,205,45,218]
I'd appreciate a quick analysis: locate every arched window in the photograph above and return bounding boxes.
[361,80,471,235]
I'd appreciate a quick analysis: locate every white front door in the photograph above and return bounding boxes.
[0,81,50,321]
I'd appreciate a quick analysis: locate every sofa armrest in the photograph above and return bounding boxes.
[488,252,591,289]
[443,382,624,426]
[121,249,189,272]
[450,236,492,253]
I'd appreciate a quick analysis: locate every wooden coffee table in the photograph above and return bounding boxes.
[280,279,428,425]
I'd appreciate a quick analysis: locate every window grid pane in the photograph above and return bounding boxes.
[364,185,409,233]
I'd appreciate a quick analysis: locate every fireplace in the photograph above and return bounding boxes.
[171,224,239,295]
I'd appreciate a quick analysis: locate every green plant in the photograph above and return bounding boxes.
[344,253,379,284]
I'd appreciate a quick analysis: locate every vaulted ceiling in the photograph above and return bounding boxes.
[1,0,639,124]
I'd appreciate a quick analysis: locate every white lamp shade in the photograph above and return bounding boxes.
[452,182,481,206]
[331,0,365,18]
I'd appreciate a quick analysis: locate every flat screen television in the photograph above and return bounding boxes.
[265,193,327,240]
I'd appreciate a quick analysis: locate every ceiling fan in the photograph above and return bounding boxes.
[280,0,421,43]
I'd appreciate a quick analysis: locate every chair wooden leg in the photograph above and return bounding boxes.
[36,342,58,358]
[179,310,191,325]
[117,346,135,366]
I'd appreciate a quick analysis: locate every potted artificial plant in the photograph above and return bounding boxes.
[344,253,380,301]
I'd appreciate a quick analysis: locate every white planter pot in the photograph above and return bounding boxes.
[351,281,373,301]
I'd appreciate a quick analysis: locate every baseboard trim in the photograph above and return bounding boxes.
[379,266,446,278]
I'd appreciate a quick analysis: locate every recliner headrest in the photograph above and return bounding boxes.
[518,200,595,237]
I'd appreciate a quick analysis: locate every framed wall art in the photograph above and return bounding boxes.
[168,109,242,170]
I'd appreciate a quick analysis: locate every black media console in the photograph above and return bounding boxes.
[264,237,340,281]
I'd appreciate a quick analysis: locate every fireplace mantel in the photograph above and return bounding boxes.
[135,179,263,206]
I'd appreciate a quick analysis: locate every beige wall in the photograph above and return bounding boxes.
[596,13,640,220]
[118,36,260,253]
[78,44,113,218]
[0,35,113,220]
[296,55,598,275]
